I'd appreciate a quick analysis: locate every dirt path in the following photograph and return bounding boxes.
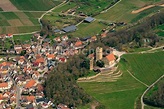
[132,4,164,14]
[127,70,149,87]
[132,5,155,14]
[0,0,18,11]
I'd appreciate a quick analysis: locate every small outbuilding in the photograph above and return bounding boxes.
[84,17,95,23]
[62,25,77,33]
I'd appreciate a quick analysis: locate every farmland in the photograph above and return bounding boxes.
[9,0,63,11]
[122,51,164,85]
[0,11,43,34]
[0,0,63,34]
[79,51,164,109]
[95,0,163,23]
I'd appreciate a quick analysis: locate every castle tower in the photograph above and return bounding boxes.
[96,47,103,61]
[90,57,94,70]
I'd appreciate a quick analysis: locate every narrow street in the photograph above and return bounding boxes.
[16,85,21,109]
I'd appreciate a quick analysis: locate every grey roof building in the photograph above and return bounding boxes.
[62,25,77,33]
[84,17,95,23]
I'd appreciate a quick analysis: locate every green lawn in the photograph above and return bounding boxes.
[10,0,62,11]
[69,21,106,37]
[13,34,32,43]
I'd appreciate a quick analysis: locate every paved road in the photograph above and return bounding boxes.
[141,74,164,109]
[141,45,164,53]
[16,85,21,108]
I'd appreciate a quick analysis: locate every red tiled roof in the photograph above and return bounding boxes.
[36,58,44,63]
[1,62,12,66]
[0,82,8,88]
[91,36,97,40]
[25,80,36,89]
[7,34,13,37]
[101,32,107,38]
[26,96,35,102]
[75,41,82,47]
[47,54,55,59]
[106,53,116,61]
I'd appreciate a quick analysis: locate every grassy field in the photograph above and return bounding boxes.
[53,2,77,13]
[78,59,146,109]
[95,0,163,23]
[122,51,164,85]
[131,6,163,23]
[69,21,106,37]
[9,0,62,11]
[79,51,164,109]
[74,0,114,16]
[13,34,32,42]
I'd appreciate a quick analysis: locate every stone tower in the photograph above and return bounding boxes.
[96,47,103,61]
[90,57,94,70]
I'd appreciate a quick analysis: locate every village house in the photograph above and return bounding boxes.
[14,45,23,54]
[54,37,61,42]
[101,32,107,38]
[47,54,55,60]
[6,34,13,38]
[103,53,116,66]
[24,79,37,90]
[22,44,31,50]
[32,71,40,79]
[0,81,12,91]
[74,40,83,49]
[90,36,97,42]
[61,35,69,41]
[57,104,70,109]
[0,34,6,39]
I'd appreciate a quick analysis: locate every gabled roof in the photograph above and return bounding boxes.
[84,17,95,23]
[47,54,55,59]
[0,82,8,88]
[25,80,36,89]
[36,58,44,63]
[106,53,116,61]
[75,41,82,47]
[62,25,77,33]
[26,96,35,102]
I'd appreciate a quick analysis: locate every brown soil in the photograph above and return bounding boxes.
[0,0,18,11]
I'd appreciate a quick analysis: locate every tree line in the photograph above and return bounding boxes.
[143,79,164,108]
[44,54,91,107]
